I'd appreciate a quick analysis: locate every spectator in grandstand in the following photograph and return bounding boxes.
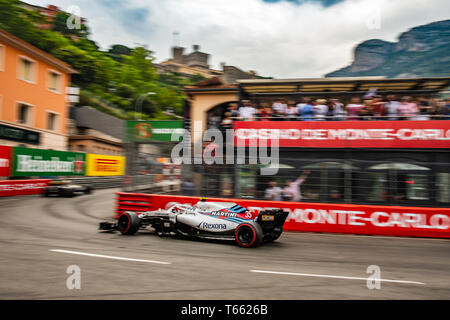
[432,98,448,119]
[285,101,299,120]
[415,97,432,120]
[445,99,450,119]
[227,103,240,119]
[220,112,233,131]
[345,97,365,120]
[257,103,273,121]
[364,88,378,99]
[330,98,346,121]
[398,96,419,120]
[208,112,222,129]
[303,189,318,200]
[371,95,385,120]
[359,98,375,120]
[326,100,336,120]
[426,98,440,119]
[272,98,287,120]
[264,181,283,201]
[238,100,257,121]
[330,189,343,201]
[312,99,328,121]
[384,95,400,120]
[282,170,311,202]
[297,97,314,121]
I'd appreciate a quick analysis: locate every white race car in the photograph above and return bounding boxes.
[99,199,289,248]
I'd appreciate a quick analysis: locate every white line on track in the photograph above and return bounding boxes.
[249,270,426,285]
[50,249,171,265]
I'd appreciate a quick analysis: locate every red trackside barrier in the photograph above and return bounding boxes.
[115,192,450,239]
[115,192,154,217]
[0,179,51,197]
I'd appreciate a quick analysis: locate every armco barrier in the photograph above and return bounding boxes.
[0,179,50,197]
[115,193,450,239]
[0,176,180,197]
[68,176,124,190]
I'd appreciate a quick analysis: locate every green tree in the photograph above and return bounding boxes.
[52,12,89,38]
[0,0,187,120]
[0,0,44,46]
[109,44,132,56]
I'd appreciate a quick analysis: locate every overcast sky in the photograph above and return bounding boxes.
[27,0,450,78]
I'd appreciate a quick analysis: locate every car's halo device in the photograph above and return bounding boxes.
[99,200,288,248]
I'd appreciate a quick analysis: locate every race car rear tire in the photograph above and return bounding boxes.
[235,223,263,248]
[118,212,140,235]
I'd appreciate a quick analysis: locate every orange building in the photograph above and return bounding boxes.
[0,28,77,151]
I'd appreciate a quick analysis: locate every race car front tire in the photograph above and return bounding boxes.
[118,212,140,235]
[234,223,263,248]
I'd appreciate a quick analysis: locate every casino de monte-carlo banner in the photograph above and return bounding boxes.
[233,120,450,148]
[12,147,86,177]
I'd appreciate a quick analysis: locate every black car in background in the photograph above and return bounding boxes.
[43,180,93,197]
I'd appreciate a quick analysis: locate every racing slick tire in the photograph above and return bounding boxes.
[118,211,140,235]
[84,186,92,195]
[234,222,263,248]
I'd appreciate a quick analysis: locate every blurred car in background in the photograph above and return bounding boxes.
[43,180,93,197]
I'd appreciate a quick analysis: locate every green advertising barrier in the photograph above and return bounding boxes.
[125,121,184,142]
[12,147,86,176]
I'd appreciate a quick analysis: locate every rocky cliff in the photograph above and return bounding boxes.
[326,20,450,78]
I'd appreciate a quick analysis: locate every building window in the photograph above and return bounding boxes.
[367,162,431,203]
[18,56,36,83]
[47,112,59,131]
[402,173,429,200]
[48,70,62,93]
[301,161,359,202]
[77,145,85,151]
[238,165,257,199]
[17,103,32,125]
[367,172,388,202]
[437,173,450,203]
[0,45,4,71]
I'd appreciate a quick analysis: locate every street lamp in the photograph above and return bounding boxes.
[135,92,156,120]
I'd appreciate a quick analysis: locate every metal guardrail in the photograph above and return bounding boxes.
[67,175,181,194]
[67,176,124,189]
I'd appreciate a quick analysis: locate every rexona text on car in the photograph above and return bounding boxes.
[99,199,289,248]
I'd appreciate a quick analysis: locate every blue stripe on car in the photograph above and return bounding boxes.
[226,217,248,224]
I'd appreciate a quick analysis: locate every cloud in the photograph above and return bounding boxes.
[26,0,450,78]
[263,0,345,7]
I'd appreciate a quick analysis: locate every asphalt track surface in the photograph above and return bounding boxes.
[0,188,449,300]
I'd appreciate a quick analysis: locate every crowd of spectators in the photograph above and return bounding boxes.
[264,171,311,202]
[219,95,450,126]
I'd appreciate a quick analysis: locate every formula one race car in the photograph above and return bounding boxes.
[99,200,289,248]
[43,180,93,197]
